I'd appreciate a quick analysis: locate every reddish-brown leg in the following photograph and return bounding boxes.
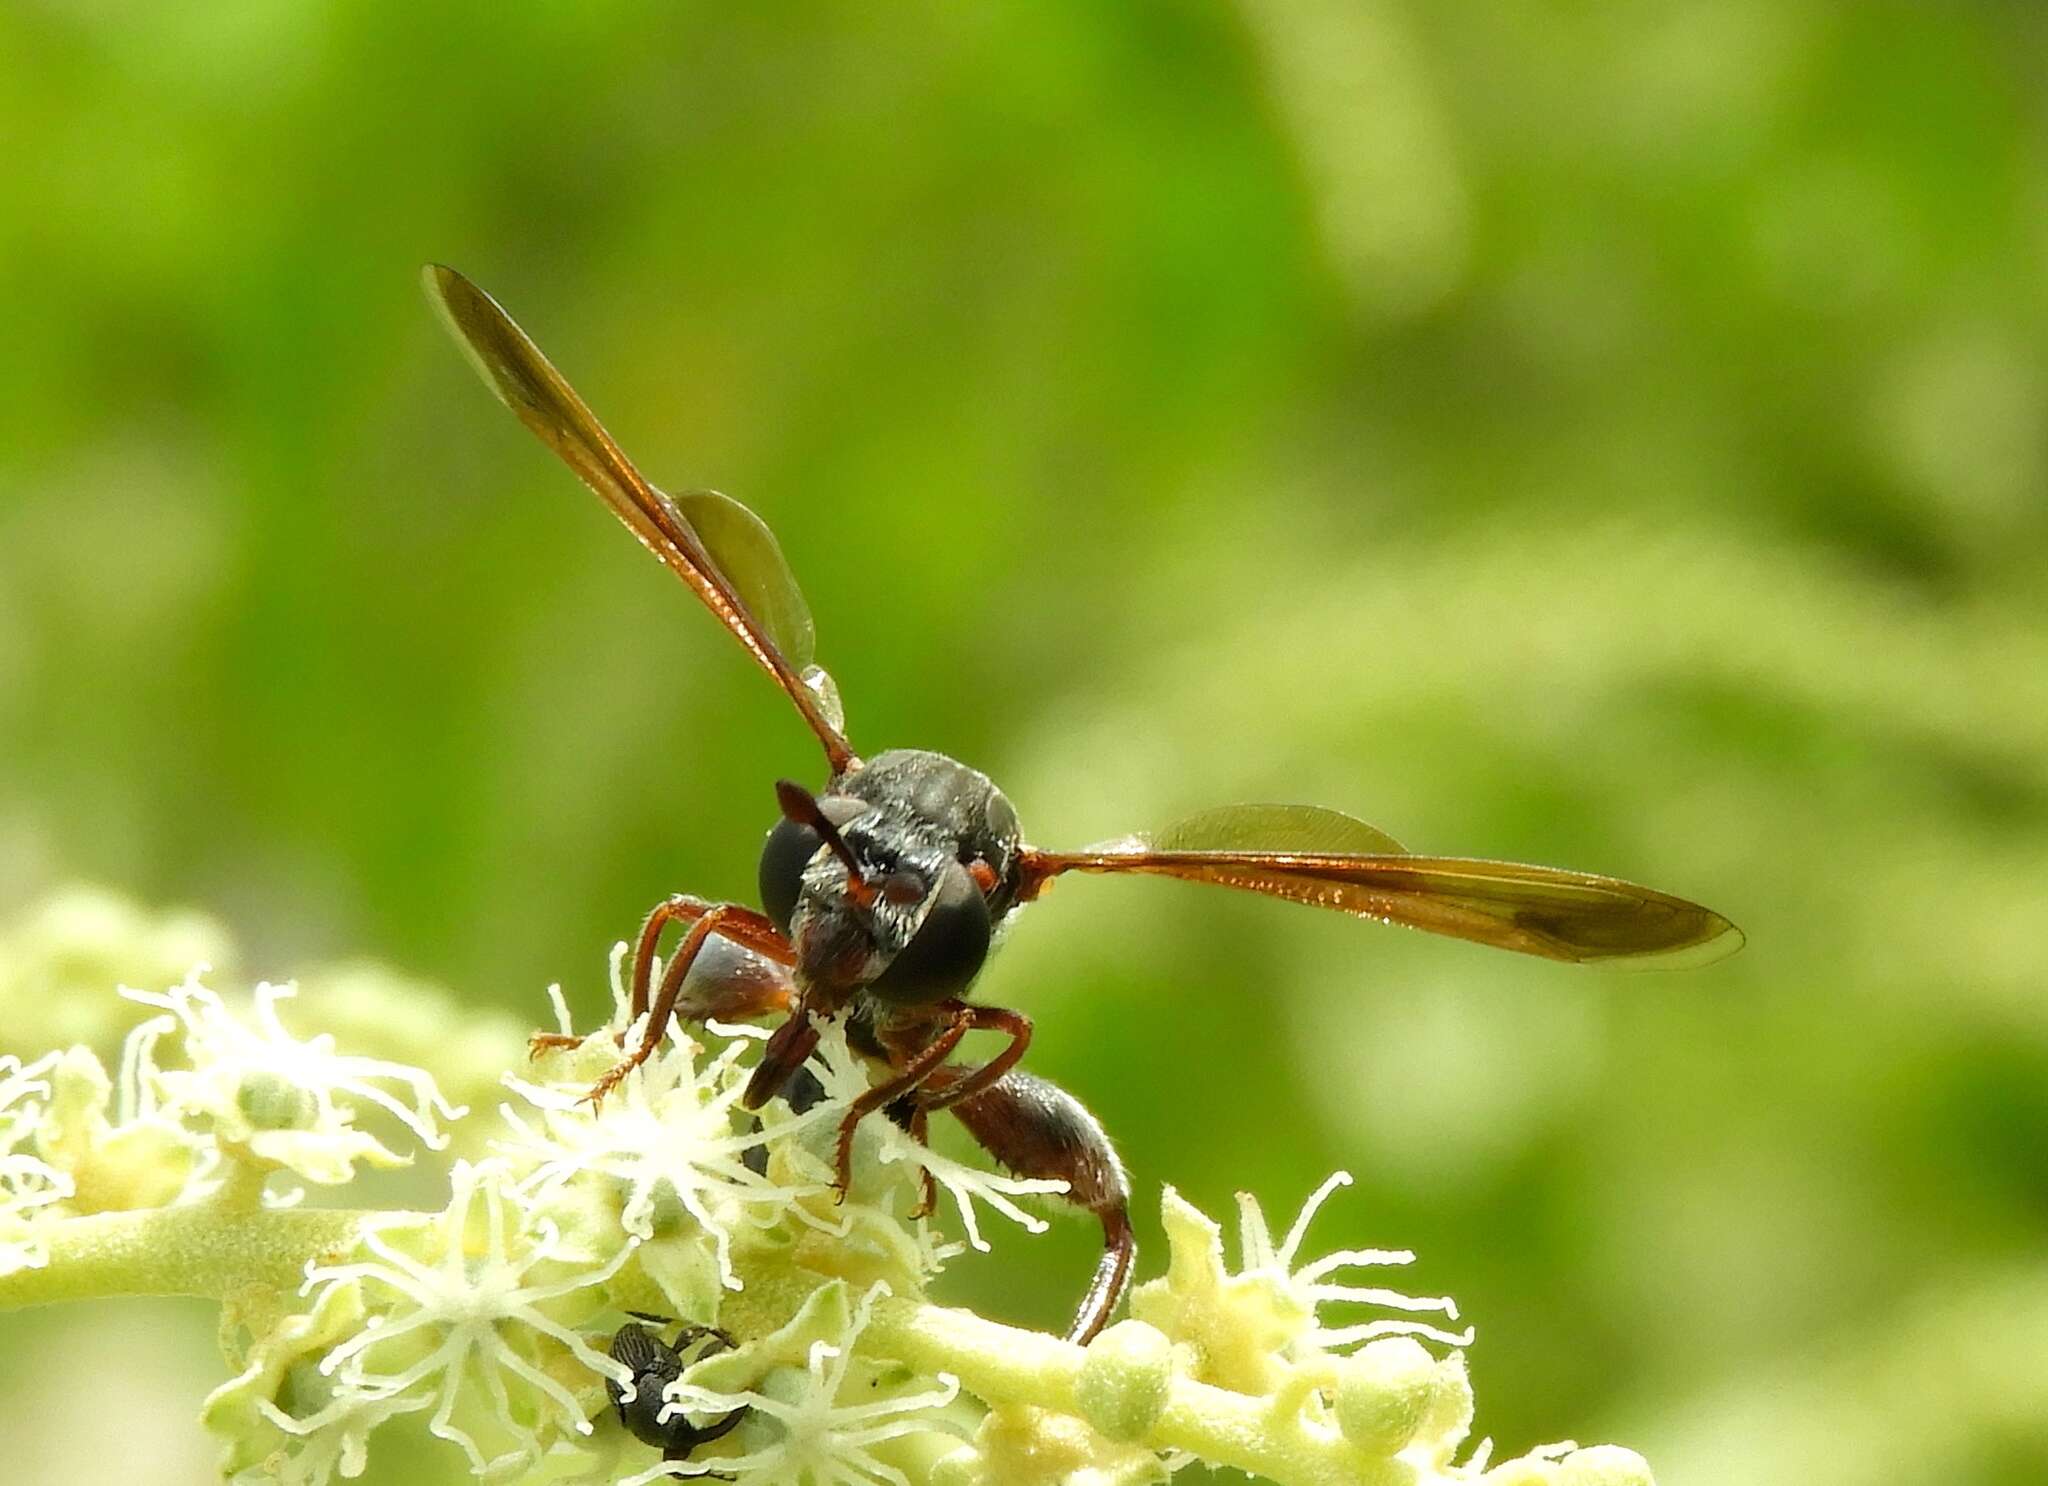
[914,1006,1032,1113]
[584,901,793,1108]
[935,1066,1135,1343]
[876,1098,940,1219]
[904,1104,938,1219]
[630,895,793,1020]
[830,1004,975,1200]
[530,896,793,1060]
[845,1005,1030,1214]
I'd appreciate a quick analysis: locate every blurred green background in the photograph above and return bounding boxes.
[3,2,2046,1483]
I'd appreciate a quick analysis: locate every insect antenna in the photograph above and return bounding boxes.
[774,779,875,904]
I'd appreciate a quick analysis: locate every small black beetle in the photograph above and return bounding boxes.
[607,1314,748,1465]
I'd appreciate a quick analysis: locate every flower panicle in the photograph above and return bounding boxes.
[0,905,1660,1486]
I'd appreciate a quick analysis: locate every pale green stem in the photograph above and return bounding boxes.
[208,1152,272,1212]
[863,1295,1400,1486]
[0,1203,391,1310]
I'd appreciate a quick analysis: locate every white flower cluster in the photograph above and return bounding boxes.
[0,911,1661,1486]
[1036,1174,1653,1485]
[5,964,456,1232]
[122,973,466,1195]
[294,1159,637,1476]
[499,943,1067,1302]
[494,956,826,1297]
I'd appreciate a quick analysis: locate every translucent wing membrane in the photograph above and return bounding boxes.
[423,265,856,772]
[669,489,816,675]
[673,489,846,736]
[1021,806,1740,967]
[1126,802,1408,856]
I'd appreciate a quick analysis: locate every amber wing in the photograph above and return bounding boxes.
[1017,804,1739,966]
[423,264,857,775]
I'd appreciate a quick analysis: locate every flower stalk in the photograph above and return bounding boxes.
[0,1202,382,1308]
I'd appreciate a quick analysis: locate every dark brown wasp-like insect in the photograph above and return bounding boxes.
[424,266,1742,1345]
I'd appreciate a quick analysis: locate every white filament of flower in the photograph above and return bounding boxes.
[0,1052,58,1152]
[0,1053,72,1276]
[1242,1171,1474,1350]
[253,1385,434,1485]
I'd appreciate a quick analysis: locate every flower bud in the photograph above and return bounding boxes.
[636,1231,726,1323]
[929,1443,983,1486]
[1077,1319,1174,1442]
[1417,1350,1474,1454]
[1559,1444,1655,1486]
[1333,1336,1436,1453]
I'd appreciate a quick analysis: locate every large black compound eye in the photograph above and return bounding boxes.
[758,796,865,932]
[868,859,991,1004]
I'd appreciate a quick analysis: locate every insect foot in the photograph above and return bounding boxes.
[580,1061,630,1111]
